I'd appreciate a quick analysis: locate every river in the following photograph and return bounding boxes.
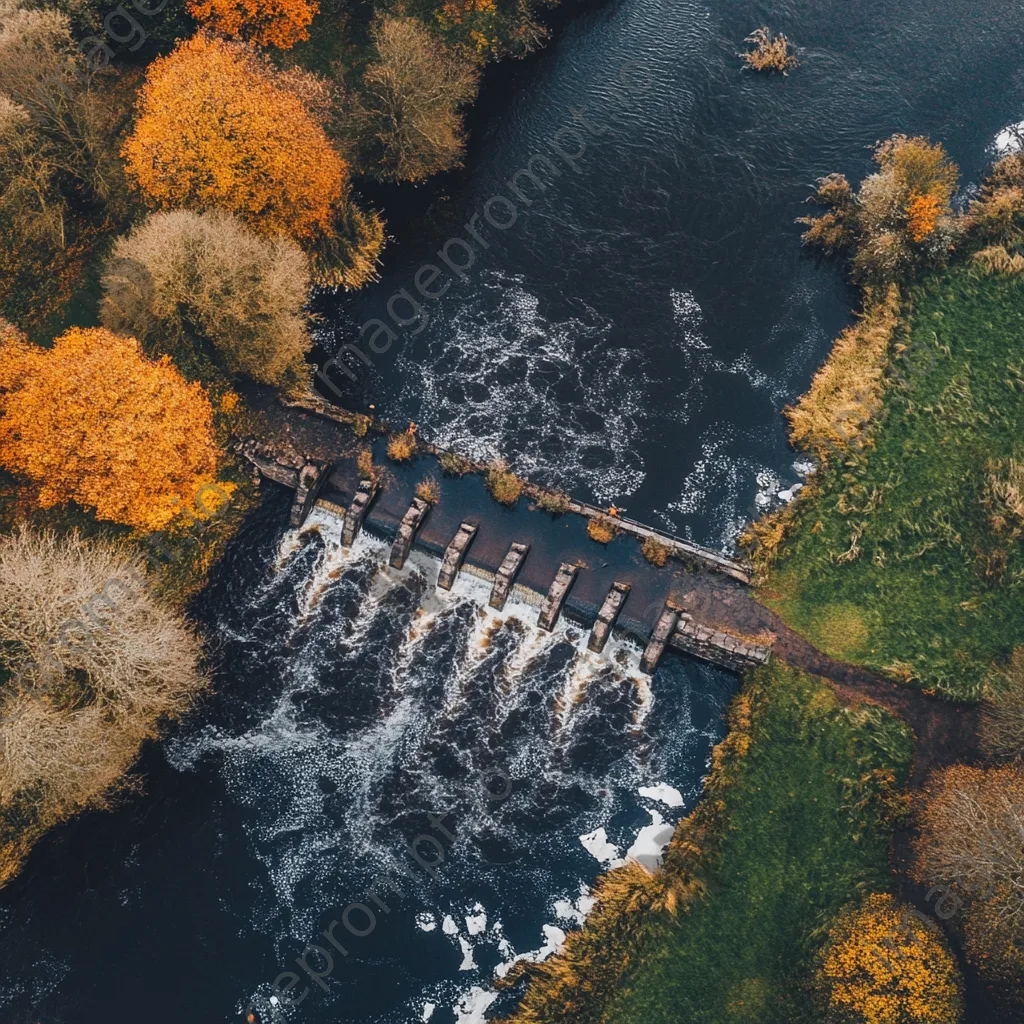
[1,0,1023,1021]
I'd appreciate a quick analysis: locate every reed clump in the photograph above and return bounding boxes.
[534,489,570,515]
[486,459,523,506]
[415,475,440,504]
[971,244,1024,276]
[587,516,619,544]
[438,451,473,476]
[740,28,797,74]
[356,448,381,484]
[641,535,671,566]
[386,424,418,461]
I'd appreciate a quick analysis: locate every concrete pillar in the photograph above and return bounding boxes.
[489,542,530,610]
[438,522,478,590]
[538,563,579,631]
[587,581,631,653]
[640,603,681,674]
[342,479,376,547]
[389,497,430,569]
[289,461,329,527]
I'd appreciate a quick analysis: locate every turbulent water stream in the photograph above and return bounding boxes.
[2,0,1024,1021]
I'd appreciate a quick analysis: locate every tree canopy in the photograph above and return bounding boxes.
[101,208,311,386]
[186,0,319,48]
[122,33,347,240]
[0,325,221,531]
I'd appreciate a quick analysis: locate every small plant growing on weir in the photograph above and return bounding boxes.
[415,475,441,504]
[439,451,473,476]
[356,448,380,484]
[740,28,797,74]
[535,489,571,515]
[387,423,418,461]
[642,535,672,566]
[486,459,523,506]
[353,414,371,438]
[587,516,619,544]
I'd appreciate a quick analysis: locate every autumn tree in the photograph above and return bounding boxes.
[800,136,960,283]
[347,16,479,183]
[187,0,319,48]
[0,325,222,531]
[913,764,1024,994]
[101,209,312,387]
[815,893,963,1024]
[122,33,346,241]
[433,0,545,60]
[0,527,205,883]
[0,0,131,323]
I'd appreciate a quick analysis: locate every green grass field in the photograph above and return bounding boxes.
[762,268,1024,699]
[603,663,912,1023]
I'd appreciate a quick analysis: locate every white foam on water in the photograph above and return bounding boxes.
[465,905,487,935]
[638,783,684,807]
[625,808,676,871]
[396,269,648,502]
[578,826,624,867]
[993,118,1024,154]
[422,1002,436,1022]
[454,986,499,1024]
[417,913,437,932]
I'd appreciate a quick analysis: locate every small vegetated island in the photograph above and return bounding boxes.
[496,142,1024,1022]
[1,3,1023,1023]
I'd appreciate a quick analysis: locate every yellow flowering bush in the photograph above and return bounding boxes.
[817,893,963,1024]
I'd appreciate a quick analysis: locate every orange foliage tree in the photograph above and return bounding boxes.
[0,326,221,531]
[816,893,963,1024]
[187,0,319,48]
[122,34,346,240]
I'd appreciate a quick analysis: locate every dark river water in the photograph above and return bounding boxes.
[2,1,1024,1022]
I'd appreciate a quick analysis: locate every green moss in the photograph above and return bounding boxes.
[604,663,912,1024]
[763,268,1024,699]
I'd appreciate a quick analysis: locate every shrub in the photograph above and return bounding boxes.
[0,327,221,532]
[535,489,570,515]
[981,650,1024,761]
[305,201,385,290]
[815,893,963,1024]
[387,426,418,462]
[740,28,797,74]
[587,517,619,544]
[801,136,960,284]
[439,451,473,476]
[433,0,546,60]
[101,209,311,386]
[186,0,319,48]
[0,528,206,882]
[348,16,479,183]
[415,476,441,504]
[641,535,671,566]
[122,34,346,241]
[486,459,523,506]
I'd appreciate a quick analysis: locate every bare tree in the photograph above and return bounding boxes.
[914,765,1024,926]
[347,16,479,183]
[101,209,312,387]
[981,650,1024,762]
[0,528,206,814]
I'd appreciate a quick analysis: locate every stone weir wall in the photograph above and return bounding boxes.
[238,397,771,676]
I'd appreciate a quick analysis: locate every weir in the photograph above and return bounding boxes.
[239,398,772,674]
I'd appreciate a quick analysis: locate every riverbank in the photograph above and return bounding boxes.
[497,149,1024,1019]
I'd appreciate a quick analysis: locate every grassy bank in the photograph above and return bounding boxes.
[756,268,1024,700]
[501,662,913,1023]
